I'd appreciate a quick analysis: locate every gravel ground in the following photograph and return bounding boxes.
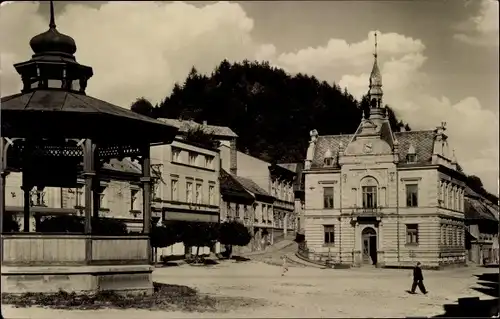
[2,261,497,318]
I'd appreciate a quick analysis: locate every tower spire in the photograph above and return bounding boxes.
[368,31,383,109]
[49,0,56,29]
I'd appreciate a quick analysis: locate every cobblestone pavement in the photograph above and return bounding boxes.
[2,262,497,318]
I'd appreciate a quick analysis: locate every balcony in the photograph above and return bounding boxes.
[351,207,382,219]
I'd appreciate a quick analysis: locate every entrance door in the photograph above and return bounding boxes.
[361,227,377,265]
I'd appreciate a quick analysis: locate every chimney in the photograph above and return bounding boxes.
[230,138,237,175]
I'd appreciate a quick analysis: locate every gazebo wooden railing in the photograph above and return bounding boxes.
[2,233,150,266]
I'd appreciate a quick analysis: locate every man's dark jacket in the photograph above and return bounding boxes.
[413,266,423,281]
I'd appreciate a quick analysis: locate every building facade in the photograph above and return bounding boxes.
[464,187,499,265]
[4,159,144,232]
[151,137,221,257]
[301,43,468,268]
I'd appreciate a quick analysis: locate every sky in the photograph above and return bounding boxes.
[0,1,498,194]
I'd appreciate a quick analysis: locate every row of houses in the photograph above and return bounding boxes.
[3,118,304,258]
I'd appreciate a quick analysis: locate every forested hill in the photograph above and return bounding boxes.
[138,59,411,163]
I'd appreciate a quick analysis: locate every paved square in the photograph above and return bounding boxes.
[2,261,497,318]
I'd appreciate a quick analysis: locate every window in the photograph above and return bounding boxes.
[446,225,453,246]
[171,148,181,162]
[130,189,139,211]
[453,225,457,246]
[440,224,445,245]
[205,156,214,169]
[406,184,418,207]
[324,158,333,166]
[188,152,197,165]
[186,182,193,203]
[324,225,335,244]
[171,180,178,201]
[226,202,232,219]
[407,154,417,163]
[208,185,215,205]
[362,186,377,208]
[195,183,202,204]
[446,186,453,209]
[235,204,241,219]
[75,187,83,207]
[323,187,334,209]
[406,224,419,244]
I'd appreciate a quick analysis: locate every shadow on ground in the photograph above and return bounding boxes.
[232,256,251,262]
[432,272,499,318]
[1,282,266,312]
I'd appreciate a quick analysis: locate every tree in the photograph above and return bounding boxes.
[183,125,220,149]
[181,222,220,263]
[130,97,155,118]
[218,220,252,259]
[156,60,411,165]
[150,221,183,264]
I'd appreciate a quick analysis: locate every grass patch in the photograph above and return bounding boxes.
[1,282,266,312]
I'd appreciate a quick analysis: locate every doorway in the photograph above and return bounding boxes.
[361,227,377,265]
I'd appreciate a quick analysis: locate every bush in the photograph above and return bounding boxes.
[180,222,220,259]
[294,233,305,243]
[3,214,20,232]
[219,220,252,259]
[37,215,128,235]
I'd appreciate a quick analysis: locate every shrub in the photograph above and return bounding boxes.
[3,214,20,232]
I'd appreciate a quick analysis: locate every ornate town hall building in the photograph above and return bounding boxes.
[302,37,467,268]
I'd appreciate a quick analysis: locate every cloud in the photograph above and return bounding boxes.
[454,0,499,46]
[1,1,272,107]
[277,31,498,194]
[1,2,497,194]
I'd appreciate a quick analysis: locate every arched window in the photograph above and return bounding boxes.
[360,176,378,209]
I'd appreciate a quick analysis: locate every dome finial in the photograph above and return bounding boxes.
[374,31,378,59]
[49,0,56,29]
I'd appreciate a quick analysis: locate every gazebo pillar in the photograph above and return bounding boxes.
[83,139,94,235]
[141,145,152,235]
[92,147,101,219]
[21,167,31,232]
[0,138,5,233]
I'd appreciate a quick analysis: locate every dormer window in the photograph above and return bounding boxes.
[406,144,417,163]
[407,154,417,163]
[323,149,334,167]
[324,158,333,166]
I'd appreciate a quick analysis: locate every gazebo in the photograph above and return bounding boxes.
[0,2,178,294]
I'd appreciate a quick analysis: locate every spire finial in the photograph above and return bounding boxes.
[49,1,56,29]
[374,31,378,59]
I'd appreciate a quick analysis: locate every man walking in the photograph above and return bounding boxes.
[281,255,289,276]
[410,262,428,294]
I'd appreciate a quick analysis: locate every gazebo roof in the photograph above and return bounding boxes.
[1,89,179,143]
[1,2,178,145]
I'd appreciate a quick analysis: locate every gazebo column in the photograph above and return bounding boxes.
[92,148,102,219]
[0,138,5,234]
[21,174,32,232]
[141,145,152,234]
[83,139,94,235]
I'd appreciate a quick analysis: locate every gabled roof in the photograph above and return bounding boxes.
[234,175,273,201]
[220,169,254,201]
[158,118,238,138]
[465,197,498,221]
[311,130,435,169]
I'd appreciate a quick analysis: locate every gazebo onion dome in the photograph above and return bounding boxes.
[29,3,77,57]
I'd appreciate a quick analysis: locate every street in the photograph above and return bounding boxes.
[2,261,497,318]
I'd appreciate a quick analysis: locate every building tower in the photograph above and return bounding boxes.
[368,32,383,109]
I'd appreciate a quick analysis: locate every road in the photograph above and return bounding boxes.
[2,261,497,318]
